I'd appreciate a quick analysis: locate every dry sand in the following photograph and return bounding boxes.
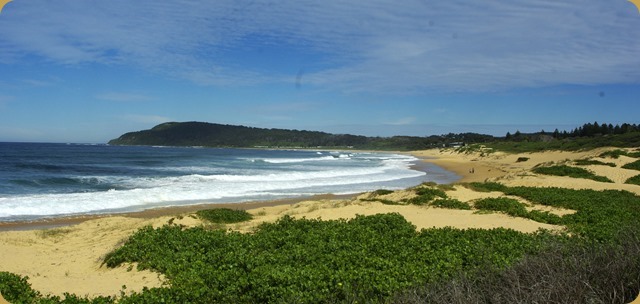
[1,146,639,300]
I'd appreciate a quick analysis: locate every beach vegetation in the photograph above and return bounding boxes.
[472,197,563,225]
[600,149,628,159]
[573,158,616,167]
[625,174,640,186]
[372,189,394,196]
[36,227,74,239]
[465,182,507,192]
[0,271,114,303]
[100,184,640,302]
[407,187,448,205]
[532,165,614,183]
[5,184,640,303]
[436,183,455,191]
[431,198,471,210]
[104,214,543,303]
[393,226,640,303]
[474,197,529,218]
[516,157,530,162]
[414,187,447,200]
[195,208,253,224]
[622,159,640,171]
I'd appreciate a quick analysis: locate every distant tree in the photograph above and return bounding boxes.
[614,124,622,135]
[505,132,512,140]
[606,123,614,135]
[553,129,560,138]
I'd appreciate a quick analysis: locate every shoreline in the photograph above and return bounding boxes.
[0,151,446,231]
[0,193,355,232]
[3,147,639,298]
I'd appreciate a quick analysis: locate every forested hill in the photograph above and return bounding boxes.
[108,122,368,148]
[107,121,494,150]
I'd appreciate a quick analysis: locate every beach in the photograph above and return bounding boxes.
[1,147,639,299]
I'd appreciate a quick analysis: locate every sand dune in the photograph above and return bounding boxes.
[1,147,639,299]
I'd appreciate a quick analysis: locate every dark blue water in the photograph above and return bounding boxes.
[0,143,458,221]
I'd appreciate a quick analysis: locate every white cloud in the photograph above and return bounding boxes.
[0,0,638,92]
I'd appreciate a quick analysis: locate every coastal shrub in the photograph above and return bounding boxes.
[407,195,431,205]
[622,159,640,171]
[362,198,400,205]
[405,187,448,206]
[431,198,471,210]
[466,182,507,193]
[436,184,455,191]
[474,197,528,218]
[0,271,114,303]
[414,187,447,200]
[473,196,564,225]
[525,210,563,225]
[599,149,628,159]
[104,213,542,303]
[516,157,530,163]
[393,226,640,304]
[496,186,640,242]
[573,158,616,167]
[625,174,640,186]
[373,189,394,196]
[532,165,614,183]
[196,208,253,224]
[0,272,40,303]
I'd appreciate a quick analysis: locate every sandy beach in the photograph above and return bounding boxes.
[1,147,639,300]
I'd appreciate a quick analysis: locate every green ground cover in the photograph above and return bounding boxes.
[622,160,640,171]
[532,165,614,183]
[626,174,640,186]
[196,208,253,224]
[573,159,616,167]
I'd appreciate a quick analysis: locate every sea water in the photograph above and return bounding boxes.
[0,142,458,221]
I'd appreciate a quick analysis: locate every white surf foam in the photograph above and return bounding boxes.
[0,153,426,220]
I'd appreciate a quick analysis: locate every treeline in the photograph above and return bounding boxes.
[506,122,639,141]
[493,121,640,153]
[108,121,640,152]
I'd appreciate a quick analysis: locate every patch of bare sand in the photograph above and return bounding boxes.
[233,197,563,234]
[0,215,202,299]
[445,185,575,217]
[413,147,640,195]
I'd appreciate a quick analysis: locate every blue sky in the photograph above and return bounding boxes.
[0,0,639,143]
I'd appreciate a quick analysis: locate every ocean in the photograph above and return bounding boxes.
[0,142,458,221]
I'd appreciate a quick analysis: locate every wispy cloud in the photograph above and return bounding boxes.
[385,117,416,126]
[120,114,172,124]
[1,0,638,92]
[97,92,153,102]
